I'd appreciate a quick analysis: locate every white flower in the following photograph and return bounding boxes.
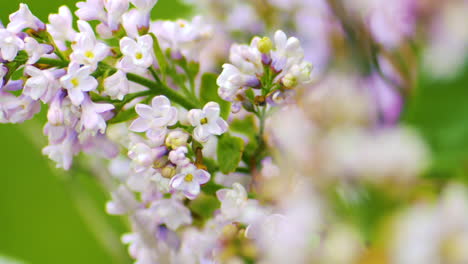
[121,9,147,39]
[42,129,78,170]
[47,6,77,43]
[75,0,106,22]
[24,37,52,64]
[7,4,44,33]
[165,129,189,149]
[216,183,248,220]
[188,102,228,142]
[271,30,304,72]
[78,95,115,134]
[60,62,98,106]
[168,146,190,167]
[106,185,139,215]
[150,16,213,61]
[151,198,192,230]
[217,64,259,101]
[119,35,154,72]
[130,96,178,133]
[0,29,24,61]
[23,66,60,103]
[104,0,130,31]
[103,70,129,100]
[128,142,157,170]
[70,21,110,70]
[229,41,263,75]
[169,165,210,200]
[281,61,313,88]
[131,0,159,12]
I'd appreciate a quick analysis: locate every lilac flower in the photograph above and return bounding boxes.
[217,64,255,101]
[23,37,53,64]
[104,0,130,31]
[70,21,110,70]
[130,96,178,133]
[103,70,129,100]
[75,0,106,22]
[281,61,313,88]
[229,41,263,75]
[7,4,45,33]
[47,91,80,127]
[150,16,213,61]
[0,64,8,89]
[106,185,139,215]
[151,198,192,230]
[78,95,115,134]
[60,62,98,106]
[128,142,158,170]
[42,128,79,170]
[168,146,190,167]
[188,102,228,142]
[270,30,305,73]
[169,164,210,200]
[131,0,159,11]
[47,6,77,46]
[0,93,41,124]
[0,29,24,61]
[80,132,119,159]
[165,129,189,149]
[216,183,248,220]
[23,66,61,103]
[119,35,154,72]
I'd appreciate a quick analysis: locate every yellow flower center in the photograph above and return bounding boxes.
[85,51,95,59]
[178,21,186,28]
[71,78,80,87]
[200,117,208,125]
[184,174,194,182]
[135,52,143,60]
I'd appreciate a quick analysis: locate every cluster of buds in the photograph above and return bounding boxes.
[217,30,312,112]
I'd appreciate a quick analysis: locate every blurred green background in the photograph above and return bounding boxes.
[0,1,190,263]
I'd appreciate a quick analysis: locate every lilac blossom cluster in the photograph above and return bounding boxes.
[1,0,468,263]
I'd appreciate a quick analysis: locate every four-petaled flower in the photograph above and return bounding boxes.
[130,96,178,133]
[119,35,154,72]
[188,102,228,142]
[169,165,210,200]
[60,62,98,106]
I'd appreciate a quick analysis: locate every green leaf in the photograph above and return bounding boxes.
[230,115,258,140]
[188,192,220,219]
[200,73,231,119]
[150,33,168,80]
[108,108,136,124]
[217,133,244,174]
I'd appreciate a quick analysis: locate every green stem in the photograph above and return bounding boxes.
[126,72,199,109]
[37,57,68,67]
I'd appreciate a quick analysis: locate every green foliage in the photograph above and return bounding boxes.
[404,64,468,182]
[217,133,245,174]
[200,73,231,119]
[188,193,221,220]
[230,115,258,140]
[150,33,169,80]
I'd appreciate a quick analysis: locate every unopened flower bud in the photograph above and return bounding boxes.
[282,73,297,89]
[161,165,176,179]
[165,130,189,149]
[257,37,273,54]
